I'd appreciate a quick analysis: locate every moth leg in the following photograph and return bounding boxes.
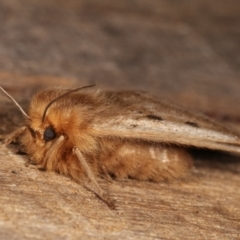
[2,126,27,146]
[73,147,115,209]
[101,165,114,183]
[41,135,65,170]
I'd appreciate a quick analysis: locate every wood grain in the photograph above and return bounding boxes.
[0,0,240,239]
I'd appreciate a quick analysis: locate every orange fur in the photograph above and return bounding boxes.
[2,86,240,208]
[19,88,192,182]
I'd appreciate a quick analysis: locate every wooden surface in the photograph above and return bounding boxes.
[0,0,240,239]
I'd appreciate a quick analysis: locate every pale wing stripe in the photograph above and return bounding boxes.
[93,118,240,153]
[94,118,239,142]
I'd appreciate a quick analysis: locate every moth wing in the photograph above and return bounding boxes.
[91,91,240,154]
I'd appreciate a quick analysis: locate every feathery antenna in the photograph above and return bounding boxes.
[0,86,30,119]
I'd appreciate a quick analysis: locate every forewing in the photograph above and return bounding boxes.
[91,90,240,154]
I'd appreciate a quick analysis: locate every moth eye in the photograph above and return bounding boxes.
[44,127,56,141]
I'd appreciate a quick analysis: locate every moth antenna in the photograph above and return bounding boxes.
[42,84,95,123]
[0,86,30,119]
[73,147,115,209]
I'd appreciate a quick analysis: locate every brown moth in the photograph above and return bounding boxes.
[1,85,240,209]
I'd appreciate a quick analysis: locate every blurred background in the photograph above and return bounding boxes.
[0,0,239,117]
[0,2,240,238]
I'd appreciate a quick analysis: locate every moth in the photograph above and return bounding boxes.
[1,85,240,209]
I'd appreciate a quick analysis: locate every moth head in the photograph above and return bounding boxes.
[0,86,60,153]
[0,85,94,166]
[25,84,95,142]
[24,84,97,169]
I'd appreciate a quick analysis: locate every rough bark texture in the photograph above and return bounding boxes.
[0,0,240,239]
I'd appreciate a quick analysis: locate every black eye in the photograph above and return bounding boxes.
[44,127,56,141]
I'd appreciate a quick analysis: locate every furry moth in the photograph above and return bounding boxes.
[1,85,240,209]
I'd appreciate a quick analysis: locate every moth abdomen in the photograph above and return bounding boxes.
[99,140,193,182]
